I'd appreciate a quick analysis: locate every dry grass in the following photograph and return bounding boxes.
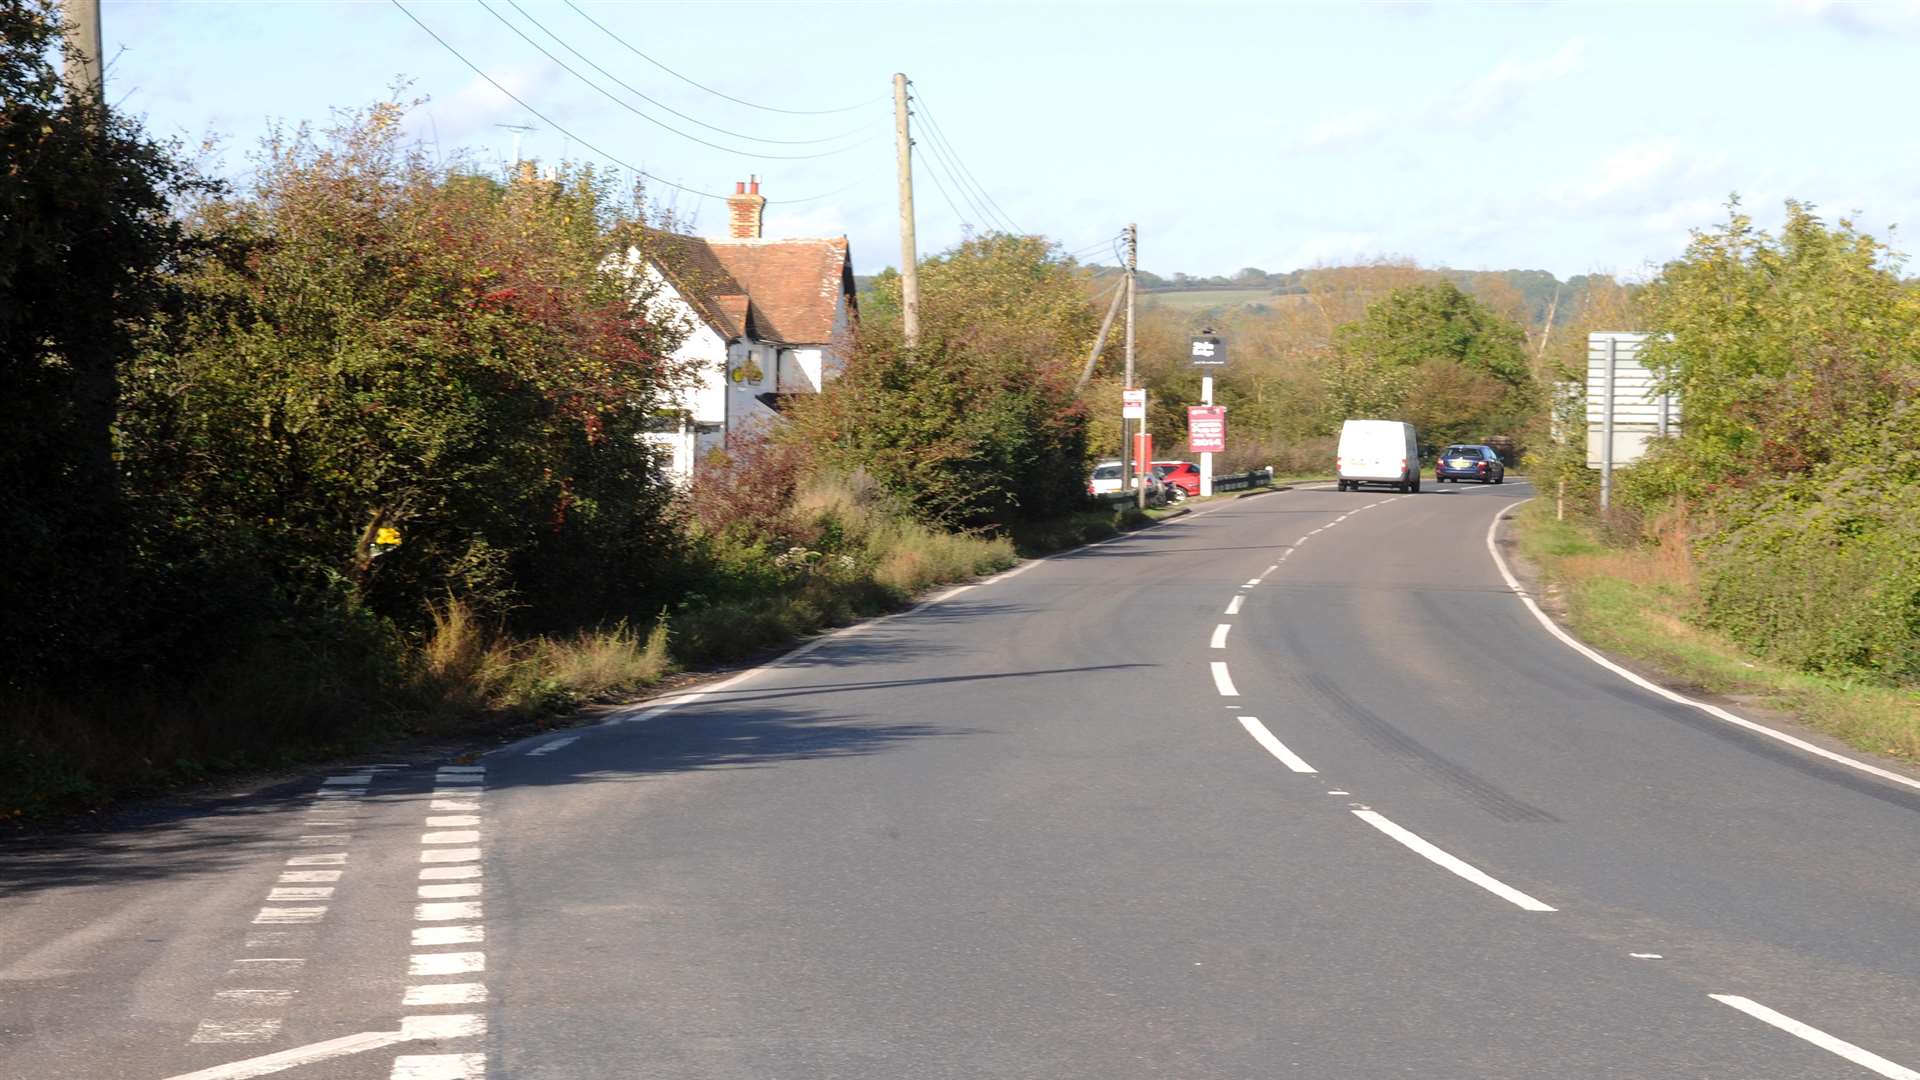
[417,599,674,718]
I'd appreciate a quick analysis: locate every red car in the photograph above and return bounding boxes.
[1151,460,1201,499]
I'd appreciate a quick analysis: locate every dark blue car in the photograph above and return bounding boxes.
[1435,444,1506,484]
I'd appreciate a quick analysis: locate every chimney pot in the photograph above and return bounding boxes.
[725,178,767,240]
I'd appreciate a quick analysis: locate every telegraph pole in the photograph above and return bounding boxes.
[893,73,921,347]
[61,0,103,106]
[1124,223,1143,509]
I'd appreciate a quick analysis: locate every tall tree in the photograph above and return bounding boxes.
[0,1,209,686]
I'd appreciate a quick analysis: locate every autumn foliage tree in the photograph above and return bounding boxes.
[1328,281,1540,448]
[121,103,691,638]
[795,234,1094,527]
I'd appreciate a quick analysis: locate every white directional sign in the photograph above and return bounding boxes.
[1586,333,1679,470]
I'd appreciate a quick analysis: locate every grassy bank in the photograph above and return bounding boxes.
[1512,501,1920,764]
[0,484,1078,820]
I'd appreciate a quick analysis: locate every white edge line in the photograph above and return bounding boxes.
[159,1030,409,1080]
[1237,717,1316,773]
[1709,995,1920,1080]
[1210,661,1239,697]
[507,502,1191,751]
[1352,809,1555,911]
[1210,624,1231,649]
[1485,499,1920,793]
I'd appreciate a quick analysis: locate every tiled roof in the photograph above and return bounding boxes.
[704,237,852,346]
[641,229,753,340]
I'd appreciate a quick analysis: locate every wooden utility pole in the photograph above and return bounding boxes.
[1124,223,1142,509]
[892,73,921,347]
[1074,279,1126,392]
[61,0,103,105]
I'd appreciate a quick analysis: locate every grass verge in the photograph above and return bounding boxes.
[1512,500,1920,765]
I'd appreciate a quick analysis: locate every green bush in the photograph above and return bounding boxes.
[1697,441,1920,683]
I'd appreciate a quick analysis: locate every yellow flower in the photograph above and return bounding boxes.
[374,527,402,547]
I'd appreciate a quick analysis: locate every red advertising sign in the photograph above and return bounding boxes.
[1188,406,1226,454]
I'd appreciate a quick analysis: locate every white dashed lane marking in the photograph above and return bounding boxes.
[1210,662,1239,697]
[1236,717,1316,773]
[1210,624,1231,649]
[1352,810,1555,912]
[1710,995,1919,1079]
[1224,596,1242,615]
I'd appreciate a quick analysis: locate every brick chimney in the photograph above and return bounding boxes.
[726,176,766,239]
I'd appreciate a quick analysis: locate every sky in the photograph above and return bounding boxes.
[101,0,1920,281]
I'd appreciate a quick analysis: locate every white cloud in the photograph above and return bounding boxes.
[1305,108,1388,148]
[1457,36,1590,118]
[1553,137,1685,207]
[1290,35,1590,151]
[1774,0,1920,36]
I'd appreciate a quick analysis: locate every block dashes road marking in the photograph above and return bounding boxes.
[390,1054,486,1080]
[413,925,484,946]
[403,983,487,1006]
[189,771,378,1052]
[393,765,490,1078]
[191,1019,284,1045]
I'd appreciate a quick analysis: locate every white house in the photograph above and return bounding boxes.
[623,179,858,479]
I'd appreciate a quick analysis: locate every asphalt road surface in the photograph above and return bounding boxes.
[5,480,1919,1080]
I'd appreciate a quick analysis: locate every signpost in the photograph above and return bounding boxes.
[1190,332,1227,495]
[1584,332,1677,513]
[1121,387,1148,509]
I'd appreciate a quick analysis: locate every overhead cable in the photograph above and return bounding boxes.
[914,135,996,234]
[562,0,880,116]
[910,85,1022,234]
[475,0,876,161]
[501,0,868,146]
[390,0,856,204]
[912,145,971,232]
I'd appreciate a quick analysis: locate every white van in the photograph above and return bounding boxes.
[1336,419,1421,493]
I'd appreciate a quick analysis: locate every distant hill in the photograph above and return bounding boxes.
[858,264,1601,329]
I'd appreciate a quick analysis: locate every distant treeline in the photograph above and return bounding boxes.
[859,265,1604,330]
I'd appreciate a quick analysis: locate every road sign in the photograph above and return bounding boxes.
[1188,406,1226,454]
[1189,335,1226,367]
[1585,331,1680,511]
[1122,388,1146,419]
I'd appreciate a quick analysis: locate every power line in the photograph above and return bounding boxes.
[500,0,868,147]
[913,132,996,234]
[475,0,876,162]
[1064,233,1124,260]
[912,144,970,232]
[562,0,880,116]
[913,103,1015,234]
[390,0,856,205]
[910,84,1022,234]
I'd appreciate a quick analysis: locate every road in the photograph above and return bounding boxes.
[4,480,1918,1080]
